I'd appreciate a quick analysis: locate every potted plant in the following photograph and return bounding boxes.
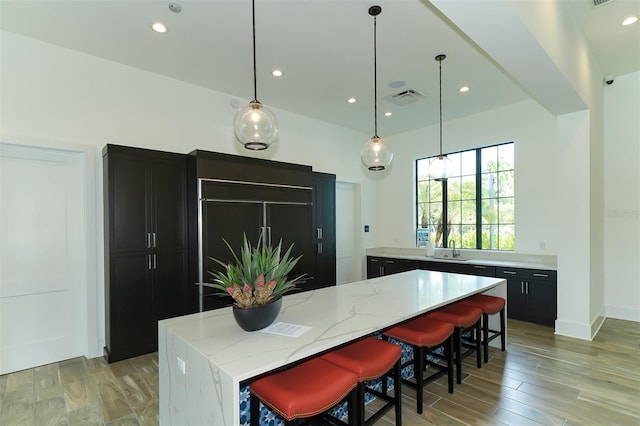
[204,233,305,331]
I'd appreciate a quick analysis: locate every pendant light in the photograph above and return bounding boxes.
[429,54,454,179]
[361,5,393,171]
[233,0,278,150]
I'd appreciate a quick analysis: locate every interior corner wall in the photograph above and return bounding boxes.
[603,71,640,322]
[0,30,374,358]
[373,99,558,255]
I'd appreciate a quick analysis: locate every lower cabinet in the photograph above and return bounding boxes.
[366,256,557,327]
[497,267,557,326]
[107,251,187,362]
[367,257,417,278]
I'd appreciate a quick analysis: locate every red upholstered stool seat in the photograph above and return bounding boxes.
[384,317,454,414]
[322,337,402,425]
[459,294,506,362]
[250,357,358,425]
[427,303,483,384]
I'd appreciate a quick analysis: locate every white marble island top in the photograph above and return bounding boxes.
[159,270,506,425]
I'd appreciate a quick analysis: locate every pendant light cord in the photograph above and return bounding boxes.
[252,0,258,102]
[373,14,379,138]
[438,58,442,157]
[435,54,446,158]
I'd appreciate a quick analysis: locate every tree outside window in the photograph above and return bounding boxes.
[416,142,514,250]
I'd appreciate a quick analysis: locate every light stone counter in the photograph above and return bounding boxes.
[159,270,506,425]
[367,247,557,270]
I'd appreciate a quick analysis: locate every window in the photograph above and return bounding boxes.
[416,142,514,250]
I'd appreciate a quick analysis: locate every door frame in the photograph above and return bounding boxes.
[0,133,100,362]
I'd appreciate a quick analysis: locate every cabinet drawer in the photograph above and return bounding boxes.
[496,266,556,281]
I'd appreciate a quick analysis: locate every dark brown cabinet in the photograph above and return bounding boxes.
[103,145,188,362]
[367,257,417,278]
[496,267,557,326]
[313,173,336,289]
[366,255,557,327]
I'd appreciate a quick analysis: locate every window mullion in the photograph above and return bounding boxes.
[475,149,482,249]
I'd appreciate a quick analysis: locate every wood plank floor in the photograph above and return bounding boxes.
[1,318,638,425]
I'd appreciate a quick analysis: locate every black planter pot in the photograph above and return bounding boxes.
[232,297,282,331]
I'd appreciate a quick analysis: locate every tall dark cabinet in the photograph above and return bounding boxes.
[312,172,337,288]
[103,145,188,362]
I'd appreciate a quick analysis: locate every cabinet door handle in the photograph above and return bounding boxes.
[152,233,157,248]
[521,281,524,294]
[146,233,151,249]
[317,228,323,239]
[148,254,152,270]
[266,226,272,246]
[153,254,157,270]
[473,265,486,269]
[503,270,517,275]
[318,242,323,254]
[380,266,384,276]
[370,259,379,262]
[526,281,529,294]
[532,273,548,278]
[385,260,395,264]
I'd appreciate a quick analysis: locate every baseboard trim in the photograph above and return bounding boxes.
[605,305,640,322]
[554,319,592,341]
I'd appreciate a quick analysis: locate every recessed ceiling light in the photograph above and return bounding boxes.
[152,22,167,33]
[272,69,283,77]
[347,97,357,103]
[384,112,392,117]
[388,80,405,89]
[459,86,470,93]
[622,16,638,26]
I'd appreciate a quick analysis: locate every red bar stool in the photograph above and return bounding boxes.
[250,357,358,425]
[321,337,402,425]
[459,294,506,363]
[427,302,482,384]
[383,316,454,414]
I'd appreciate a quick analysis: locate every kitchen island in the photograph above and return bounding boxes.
[159,270,506,425]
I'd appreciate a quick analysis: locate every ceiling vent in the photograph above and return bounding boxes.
[384,89,425,106]
[593,0,614,6]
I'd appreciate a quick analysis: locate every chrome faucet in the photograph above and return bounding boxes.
[450,240,461,258]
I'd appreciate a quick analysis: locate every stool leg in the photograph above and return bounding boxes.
[454,328,462,384]
[500,307,506,351]
[483,312,489,363]
[348,387,358,426]
[475,319,482,368]
[250,393,260,426]
[393,359,402,425]
[445,335,453,394]
[415,345,425,414]
[356,382,364,425]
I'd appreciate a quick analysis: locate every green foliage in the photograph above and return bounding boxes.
[203,233,305,309]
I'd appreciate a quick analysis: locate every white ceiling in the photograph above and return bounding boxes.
[1,0,638,137]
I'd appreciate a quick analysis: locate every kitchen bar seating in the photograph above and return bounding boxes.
[459,294,506,363]
[250,357,358,425]
[427,303,482,384]
[321,336,402,425]
[383,316,454,414]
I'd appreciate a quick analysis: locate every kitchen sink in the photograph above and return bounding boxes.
[430,256,469,262]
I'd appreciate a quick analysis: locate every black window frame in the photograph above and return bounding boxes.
[415,141,514,250]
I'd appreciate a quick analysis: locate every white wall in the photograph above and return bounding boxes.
[0,30,375,358]
[604,71,640,322]
[373,99,558,255]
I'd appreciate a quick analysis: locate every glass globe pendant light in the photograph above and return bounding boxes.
[361,5,393,171]
[233,0,278,150]
[429,54,453,179]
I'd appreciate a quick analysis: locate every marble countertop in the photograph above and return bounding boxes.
[160,270,505,382]
[367,247,557,270]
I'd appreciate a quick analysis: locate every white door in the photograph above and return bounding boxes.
[335,181,361,284]
[0,144,86,374]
